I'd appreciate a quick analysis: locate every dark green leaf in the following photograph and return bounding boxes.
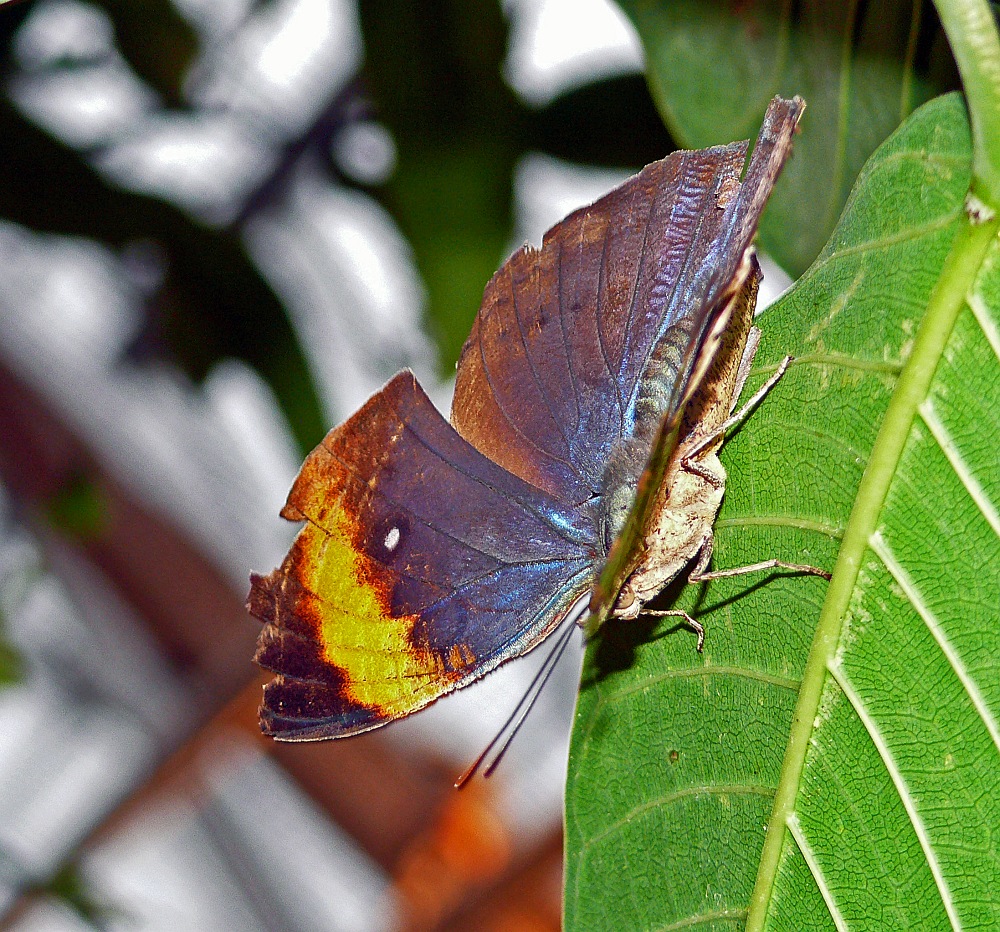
[0,634,22,684]
[46,473,107,540]
[42,862,114,928]
[616,0,959,275]
[355,0,520,369]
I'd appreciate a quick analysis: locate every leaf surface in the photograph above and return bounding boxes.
[565,93,1000,930]
[616,0,957,275]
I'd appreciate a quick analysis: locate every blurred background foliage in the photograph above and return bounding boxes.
[0,0,676,454]
[354,0,674,367]
[0,2,676,926]
[0,0,967,927]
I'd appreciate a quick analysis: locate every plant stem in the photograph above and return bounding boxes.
[934,0,1000,209]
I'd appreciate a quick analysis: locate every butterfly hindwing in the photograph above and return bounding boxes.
[251,372,597,739]
[451,141,754,509]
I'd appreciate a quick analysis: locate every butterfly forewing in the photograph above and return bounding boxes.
[586,97,805,626]
[251,372,597,739]
[451,141,751,508]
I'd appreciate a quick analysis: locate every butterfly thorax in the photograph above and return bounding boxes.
[612,262,761,618]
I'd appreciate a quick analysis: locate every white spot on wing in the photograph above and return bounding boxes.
[384,526,400,552]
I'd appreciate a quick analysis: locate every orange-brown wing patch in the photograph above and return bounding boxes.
[251,511,469,738]
[250,372,597,740]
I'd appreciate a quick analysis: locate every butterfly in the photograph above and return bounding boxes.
[249,96,818,742]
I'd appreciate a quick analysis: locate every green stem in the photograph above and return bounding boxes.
[744,208,1000,929]
[934,0,1000,209]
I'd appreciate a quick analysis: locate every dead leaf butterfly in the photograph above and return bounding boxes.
[248,96,825,748]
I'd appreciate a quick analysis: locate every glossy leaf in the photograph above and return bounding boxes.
[565,93,1000,929]
[616,0,958,275]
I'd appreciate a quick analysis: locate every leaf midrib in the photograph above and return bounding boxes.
[745,210,1000,929]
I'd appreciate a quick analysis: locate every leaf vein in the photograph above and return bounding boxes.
[786,813,851,932]
[968,291,1000,363]
[827,661,962,930]
[870,530,1000,756]
[809,210,962,268]
[754,352,904,377]
[650,907,748,931]
[715,515,844,540]
[582,784,775,851]
[594,665,801,713]
[918,401,1000,538]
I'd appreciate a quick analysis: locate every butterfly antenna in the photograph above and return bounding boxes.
[481,620,578,779]
[455,598,587,789]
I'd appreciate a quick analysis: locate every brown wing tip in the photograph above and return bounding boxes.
[277,368,424,523]
[763,95,806,133]
[249,568,392,740]
[255,625,388,740]
[752,98,804,172]
[258,674,388,741]
[729,96,805,248]
[247,570,280,625]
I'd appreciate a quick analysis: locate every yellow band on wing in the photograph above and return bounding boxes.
[301,508,474,717]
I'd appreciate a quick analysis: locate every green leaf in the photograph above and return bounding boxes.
[46,473,107,541]
[616,0,958,275]
[0,639,21,684]
[565,93,1000,929]
[356,0,521,371]
[39,862,113,927]
[933,0,1000,205]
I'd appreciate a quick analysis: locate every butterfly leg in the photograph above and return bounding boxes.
[690,558,831,583]
[680,531,829,648]
[640,609,705,652]
[683,354,794,462]
[634,533,713,651]
[722,353,793,432]
[732,325,762,407]
[682,456,725,488]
